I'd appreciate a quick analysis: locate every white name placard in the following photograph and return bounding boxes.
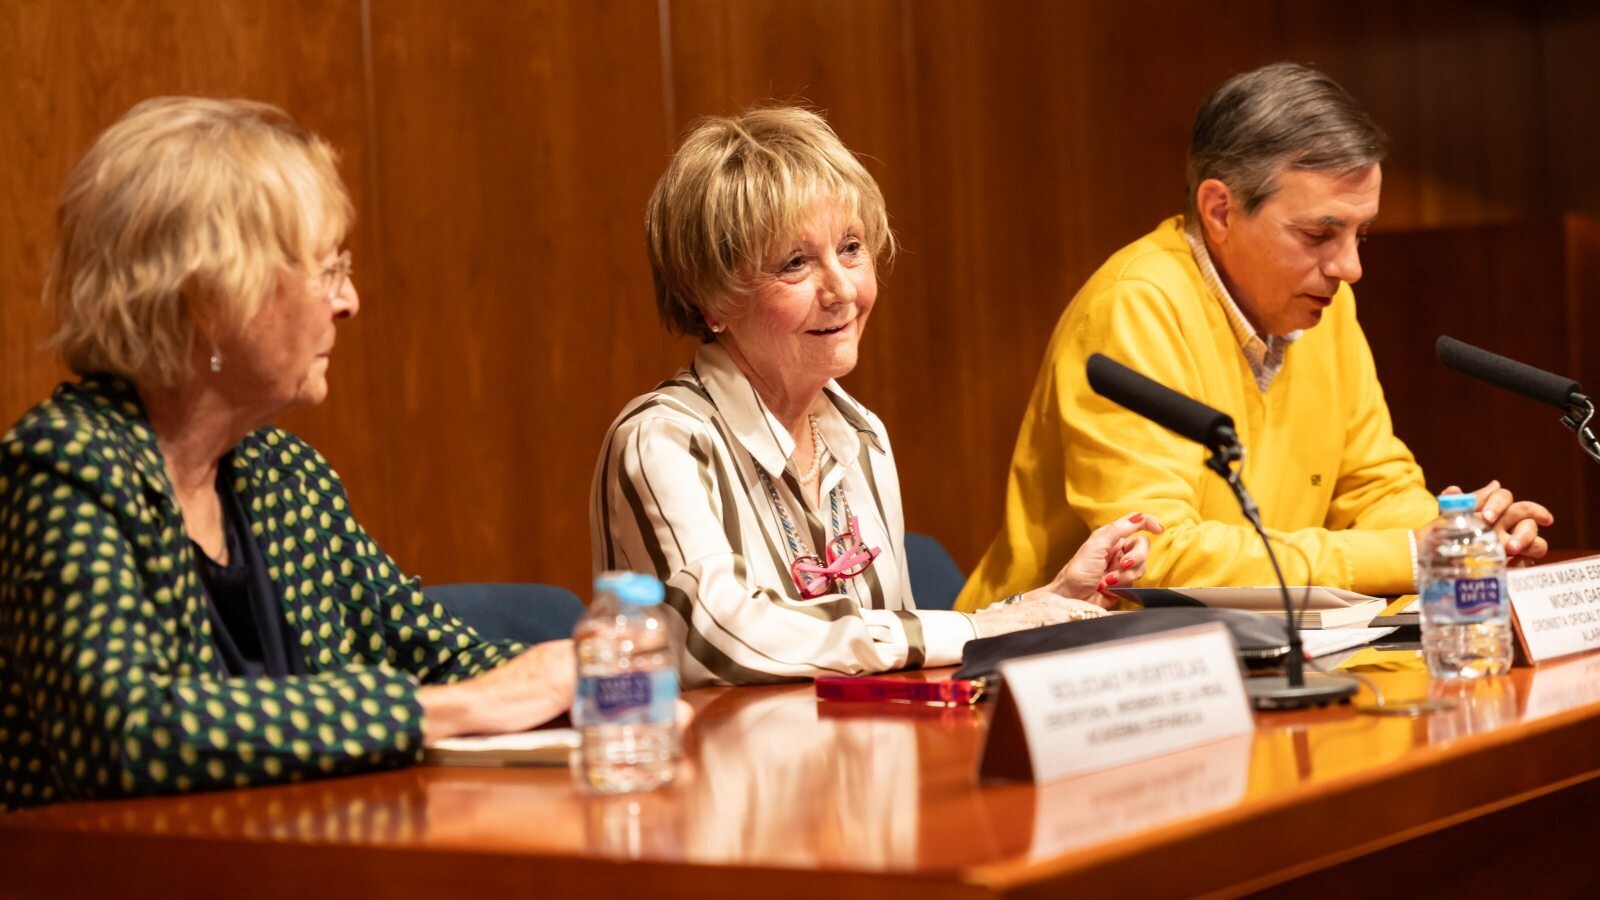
[1507,555,1600,664]
[978,623,1254,784]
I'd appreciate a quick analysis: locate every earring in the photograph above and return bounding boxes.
[209,347,222,373]
[710,323,725,334]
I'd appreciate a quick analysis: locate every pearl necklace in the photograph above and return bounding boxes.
[795,414,825,484]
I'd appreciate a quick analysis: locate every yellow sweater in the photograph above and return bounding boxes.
[958,217,1437,611]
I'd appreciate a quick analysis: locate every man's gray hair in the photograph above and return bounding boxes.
[1186,62,1386,220]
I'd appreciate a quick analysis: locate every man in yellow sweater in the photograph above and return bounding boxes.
[959,62,1551,611]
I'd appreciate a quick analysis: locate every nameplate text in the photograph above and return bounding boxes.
[978,623,1254,784]
[1507,555,1600,665]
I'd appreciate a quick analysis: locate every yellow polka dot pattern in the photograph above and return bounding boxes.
[0,376,524,812]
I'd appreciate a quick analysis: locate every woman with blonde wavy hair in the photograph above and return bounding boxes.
[0,97,572,812]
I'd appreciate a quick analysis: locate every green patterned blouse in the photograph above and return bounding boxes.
[0,375,522,812]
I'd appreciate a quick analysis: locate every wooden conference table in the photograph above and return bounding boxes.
[7,650,1600,898]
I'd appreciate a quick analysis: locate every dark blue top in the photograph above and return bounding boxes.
[193,455,303,678]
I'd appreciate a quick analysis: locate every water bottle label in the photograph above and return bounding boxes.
[595,672,651,713]
[1452,576,1502,616]
[576,670,678,725]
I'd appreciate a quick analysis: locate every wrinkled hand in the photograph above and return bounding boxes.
[1440,481,1553,564]
[420,639,576,745]
[1046,512,1164,608]
[970,512,1164,638]
[972,593,1110,638]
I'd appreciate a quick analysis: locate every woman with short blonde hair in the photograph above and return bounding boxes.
[0,97,573,812]
[49,96,351,387]
[594,106,1162,688]
[648,106,894,342]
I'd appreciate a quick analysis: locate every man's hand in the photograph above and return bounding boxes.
[1425,481,1553,564]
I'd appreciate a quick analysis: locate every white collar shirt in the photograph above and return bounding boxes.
[591,341,977,689]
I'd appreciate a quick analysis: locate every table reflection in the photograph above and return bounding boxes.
[1025,734,1253,858]
[1524,653,1600,720]
[1427,676,1520,743]
[45,768,433,843]
[679,689,923,868]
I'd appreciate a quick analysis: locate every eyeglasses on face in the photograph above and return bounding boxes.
[318,249,353,302]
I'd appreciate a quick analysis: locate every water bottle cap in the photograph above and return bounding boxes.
[1437,494,1476,513]
[595,571,666,606]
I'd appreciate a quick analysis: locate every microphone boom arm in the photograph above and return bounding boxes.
[1083,353,1355,707]
[1561,393,1600,466]
[1204,433,1306,690]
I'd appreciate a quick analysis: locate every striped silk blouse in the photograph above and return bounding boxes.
[592,343,978,688]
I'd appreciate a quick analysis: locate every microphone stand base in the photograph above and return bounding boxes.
[1247,673,1360,710]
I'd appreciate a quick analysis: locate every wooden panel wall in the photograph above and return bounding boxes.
[1358,217,1600,549]
[0,0,370,434]
[3,0,1598,598]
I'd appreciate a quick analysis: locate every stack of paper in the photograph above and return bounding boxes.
[423,728,579,767]
[1299,627,1398,658]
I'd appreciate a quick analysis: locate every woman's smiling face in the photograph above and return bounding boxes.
[716,197,877,403]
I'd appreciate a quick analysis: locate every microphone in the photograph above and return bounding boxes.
[1086,354,1359,711]
[1086,354,1240,450]
[1436,336,1579,410]
[1436,336,1600,466]
[1086,355,1250,511]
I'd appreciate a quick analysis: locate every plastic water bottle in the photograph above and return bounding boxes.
[574,572,680,793]
[1419,494,1513,679]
